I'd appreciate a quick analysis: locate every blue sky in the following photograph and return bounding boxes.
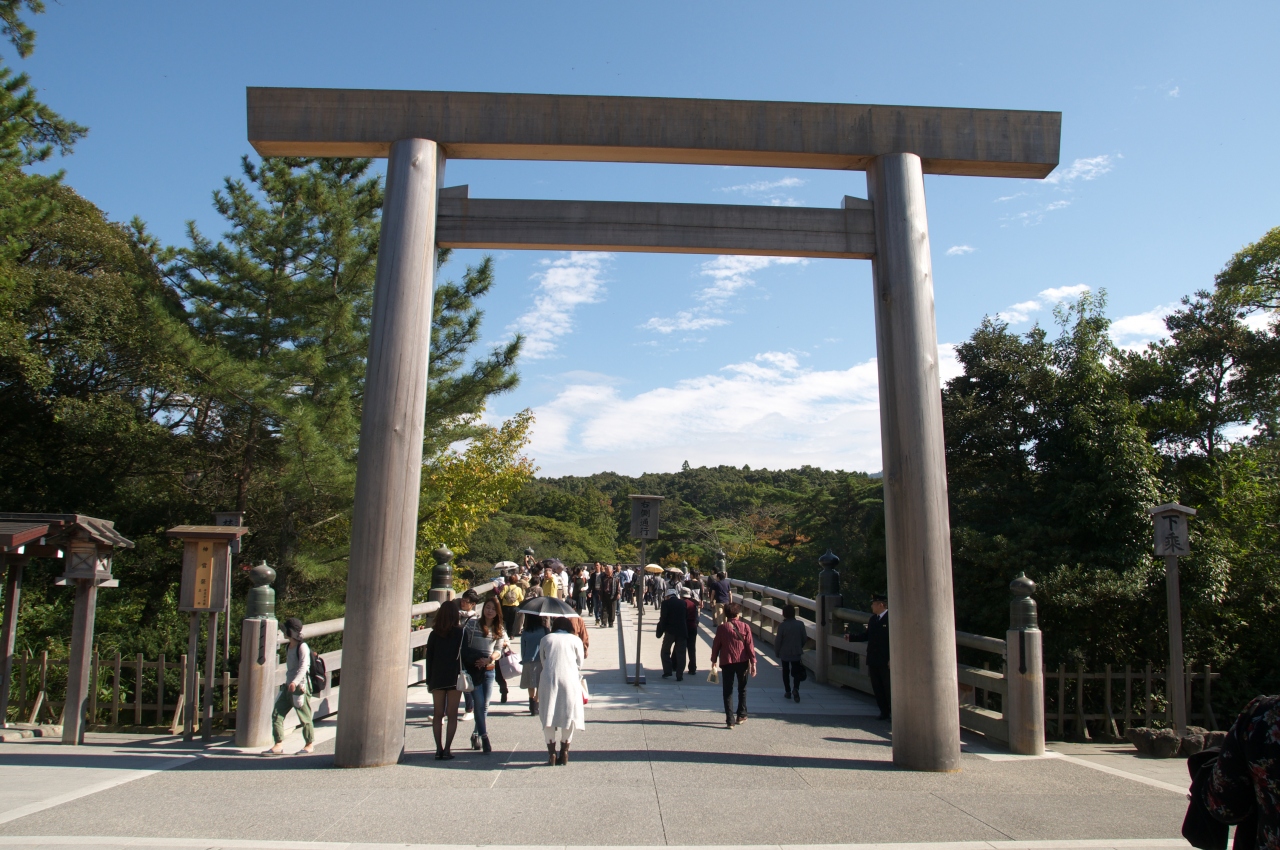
[24,2,1280,476]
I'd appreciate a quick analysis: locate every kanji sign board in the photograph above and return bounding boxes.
[1149,503,1195,558]
[629,495,664,540]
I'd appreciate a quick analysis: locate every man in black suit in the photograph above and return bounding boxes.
[655,589,689,680]
[848,593,890,720]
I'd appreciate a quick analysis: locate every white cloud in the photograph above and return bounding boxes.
[1110,304,1176,351]
[642,312,730,334]
[524,345,964,476]
[1168,86,1180,98]
[946,245,975,256]
[1039,284,1091,301]
[997,284,1092,325]
[994,192,1028,203]
[1045,155,1114,185]
[642,255,805,334]
[718,177,805,194]
[716,176,806,206]
[508,252,610,359]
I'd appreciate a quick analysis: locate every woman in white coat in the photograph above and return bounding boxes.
[538,616,585,765]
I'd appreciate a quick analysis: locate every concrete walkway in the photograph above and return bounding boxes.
[0,601,1193,849]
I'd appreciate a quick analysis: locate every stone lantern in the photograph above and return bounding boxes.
[47,515,133,744]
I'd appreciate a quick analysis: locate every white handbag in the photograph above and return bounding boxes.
[499,648,522,679]
[455,630,474,693]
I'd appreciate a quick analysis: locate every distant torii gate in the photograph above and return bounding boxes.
[247,88,1061,772]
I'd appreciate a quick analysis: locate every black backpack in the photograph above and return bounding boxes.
[305,643,326,694]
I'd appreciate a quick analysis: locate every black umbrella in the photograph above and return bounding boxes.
[517,595,580,618]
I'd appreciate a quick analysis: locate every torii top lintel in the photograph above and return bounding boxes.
[247,88,1061,179]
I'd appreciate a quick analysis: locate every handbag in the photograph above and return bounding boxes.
[454,629,474,693]
[499,648,522,679]
[707,666,720,685]
[580,676,590,705]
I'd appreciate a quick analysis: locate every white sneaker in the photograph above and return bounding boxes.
[462,711,474,721]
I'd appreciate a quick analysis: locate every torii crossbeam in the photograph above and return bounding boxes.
[247,88,1061,772]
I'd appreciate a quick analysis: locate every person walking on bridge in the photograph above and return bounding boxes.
[776,605,807,702]
[597,565,618,628]
[425,600,464,759]
[847,593,890,720]
[711,603,756,729]
[710,572,732,625]
[267,617,314,754]
[538,616,585,765]
[520,615,548,716]
[461,597,509,753]
[657,587,689,681]
[681,586,700,675]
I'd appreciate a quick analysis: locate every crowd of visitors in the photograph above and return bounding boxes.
[265,558,901,766]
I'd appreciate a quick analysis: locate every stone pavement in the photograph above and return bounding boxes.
[0,600,1194,849]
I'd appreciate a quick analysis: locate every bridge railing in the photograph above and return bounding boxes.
[236,581,497,747]
[726,578,1020,748]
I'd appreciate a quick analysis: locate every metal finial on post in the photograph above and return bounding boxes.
[714,549,726,573]
[1009,572,1037,632]
[1006,571,1044,755]
[429,546,454,603]
[245,561,277,620]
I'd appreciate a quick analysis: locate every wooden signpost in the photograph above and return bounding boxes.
[167,523,249,741]
[1148,502,1195,734]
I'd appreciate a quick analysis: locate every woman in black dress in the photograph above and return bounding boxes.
[425,599,464,760]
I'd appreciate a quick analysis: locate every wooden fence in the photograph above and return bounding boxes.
[1044,661,1219,740]
[4,648,235,734]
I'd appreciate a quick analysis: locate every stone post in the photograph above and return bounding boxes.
[336,138,444,769]
[1005,572,1045,755]
[428,546,454,603]
[867,152,962,772]
[235,562,278,748]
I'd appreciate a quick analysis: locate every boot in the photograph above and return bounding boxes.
[470,732,481,750]
[546,742,557,765]
[557,742,570,765]
[482,735,492,754]
[530,698,539,716]
[726,713,736,729]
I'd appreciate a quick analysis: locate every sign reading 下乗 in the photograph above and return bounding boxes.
[1149,503,1195,558]
[629,494,664,540]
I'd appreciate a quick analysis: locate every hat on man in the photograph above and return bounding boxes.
[664,587,678,598]
[679,587,692,598]
[871,593,887,603]
[283,617,304,640]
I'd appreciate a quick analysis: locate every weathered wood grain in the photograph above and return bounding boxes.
[867,152,962,772]
[247,88,1060,178]
[436,197,876,258]
[335,138,443,769]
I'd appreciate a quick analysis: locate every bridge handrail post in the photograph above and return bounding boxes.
[235,562,278,748]
[1005,572,1045,755]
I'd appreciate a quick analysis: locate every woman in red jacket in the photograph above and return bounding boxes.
[710,602,756,729]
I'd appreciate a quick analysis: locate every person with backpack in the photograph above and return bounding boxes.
[710,603,757,729]
[500,579,524,637]
[267,617,315,754]
[424,599,465,760]
[776,604,807,702]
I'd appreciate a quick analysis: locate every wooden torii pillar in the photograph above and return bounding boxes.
[248,88,1061,771]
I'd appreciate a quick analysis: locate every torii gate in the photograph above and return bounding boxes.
[247,88,1060,772]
